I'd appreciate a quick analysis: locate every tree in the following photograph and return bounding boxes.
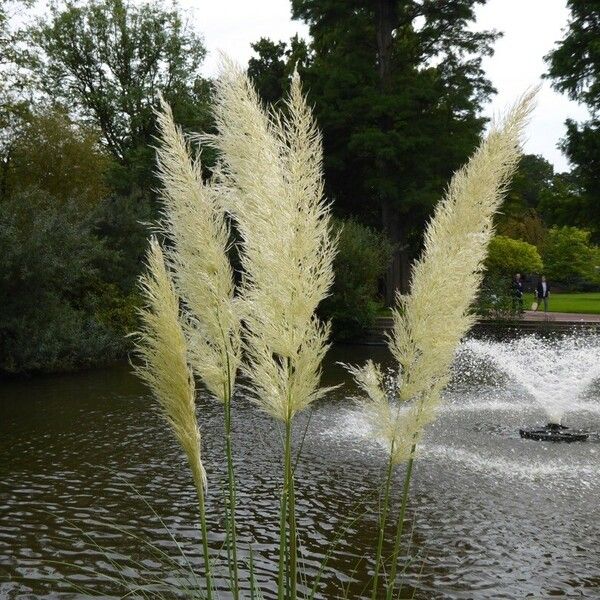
[499,154,554,217]
[546,1,600,240]
[248,35,309,106]
[31,0,211,192]
[0,0,36,199]
[320,218,392,339]
[538,171,587,229]
[542,226,599,289]
[497,209,547,249]
[4,107,113,206]
[258,1,497,299]
[485,235,543,277]
[0,188,126,373]
[496,154,554,247]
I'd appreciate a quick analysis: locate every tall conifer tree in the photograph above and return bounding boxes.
[250,0,497,296]
[546,0,600,241]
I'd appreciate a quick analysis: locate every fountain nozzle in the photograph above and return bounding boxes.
[520,423,589,442]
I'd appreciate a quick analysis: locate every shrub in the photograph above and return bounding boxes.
[0,189,126,374]
[319,218,392,340]
[485,235,543,277]
[542,226,600,289]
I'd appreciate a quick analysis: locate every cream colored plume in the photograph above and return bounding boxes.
[349,89,538,464]
[210,58,337,422]
[133,239,206,493]
[155,96,240,402]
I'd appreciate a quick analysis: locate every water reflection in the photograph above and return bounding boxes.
[1,340,599,599]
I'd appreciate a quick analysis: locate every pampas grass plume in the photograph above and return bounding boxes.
[211,59,337,423]
[133,238,206,495]
[349,89,538,464]
[154,96,240,403]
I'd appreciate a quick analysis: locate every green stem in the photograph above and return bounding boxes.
[224,383,240,600]
[371,448,395,600]
[285,417,298,600]
[196,484,213,600]
[277,437,289,600]
[385,447,416,600]
[216,319,239,600]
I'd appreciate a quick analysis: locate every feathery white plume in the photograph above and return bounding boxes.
[133,239,206,493]
[349,89,538,464]
[155,96,241,402]
[210,58,337,422]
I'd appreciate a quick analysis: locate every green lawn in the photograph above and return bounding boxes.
[377,292,600,316]
[522,292,600,314]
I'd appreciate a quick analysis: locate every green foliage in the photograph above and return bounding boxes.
[0,0,208,374]
[248,36,309,105]
[4,107,113,206]
[320,218,392,339]
[538,171,587,229]
[476,274,520,320]
[0,189,126,373]
[485,235,543,277]
[253,0,497,293]
[31,0,212,193]
[497,208,547,249]
[504,154,554,212]
[496,154,553,244]
[546,1,600,240]
[541,226,600,289]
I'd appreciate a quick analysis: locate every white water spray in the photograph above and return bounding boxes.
[463,335,600,424]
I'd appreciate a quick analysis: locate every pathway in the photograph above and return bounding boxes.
[522,310,600,323]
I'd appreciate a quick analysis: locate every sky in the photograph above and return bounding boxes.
[178,0,589,173]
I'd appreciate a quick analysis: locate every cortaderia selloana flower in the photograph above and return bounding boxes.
[209,57,337,424]
[348,89,538,465]
[154,95,241,404]
[346,89,538,600]
[208,58,338,600]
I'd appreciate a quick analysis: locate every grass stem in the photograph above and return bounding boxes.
[285,417,298,600]
[196,484,213,600]
[385,448,415,600]
[277,439,289,600]
[371,448,395,600]
[224,376,240,600]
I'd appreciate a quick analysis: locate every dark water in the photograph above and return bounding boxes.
[1,342,600,599]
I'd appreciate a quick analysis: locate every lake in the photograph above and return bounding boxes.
[1,340,599,599]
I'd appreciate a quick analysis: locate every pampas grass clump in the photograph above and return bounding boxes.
[347,89,537,599]
[132,54,538,600]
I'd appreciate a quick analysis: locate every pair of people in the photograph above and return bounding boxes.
[512,273,549,312]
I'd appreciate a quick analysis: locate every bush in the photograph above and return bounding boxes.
[485,235,543,277]
[0,189,128,374]
[320,218,392,340]
[476,274,521,320]
[542,226,600,290]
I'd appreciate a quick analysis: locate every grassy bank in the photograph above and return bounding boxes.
[523,292,600,314]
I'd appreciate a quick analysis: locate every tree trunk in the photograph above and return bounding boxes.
[375,0,409,302]
[382,201,403,305]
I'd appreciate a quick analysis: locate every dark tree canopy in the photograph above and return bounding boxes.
[252,0,497,294]
[546,0,600,240]
[248,35,309,106]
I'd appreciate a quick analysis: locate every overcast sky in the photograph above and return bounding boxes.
[178,0,588,173]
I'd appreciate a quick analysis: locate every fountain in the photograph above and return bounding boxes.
[462,335,600,442]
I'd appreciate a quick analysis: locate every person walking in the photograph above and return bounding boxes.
[536,275,550,312]
[512,273,524,313]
